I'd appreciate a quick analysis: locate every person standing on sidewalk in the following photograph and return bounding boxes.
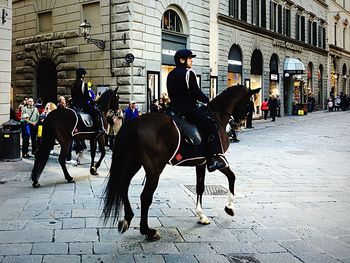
[246,97,255,128]
[21,97,40,156]
[261,98,269,120]
[268,95,278,122]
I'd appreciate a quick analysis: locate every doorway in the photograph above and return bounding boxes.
[36,59,57,104]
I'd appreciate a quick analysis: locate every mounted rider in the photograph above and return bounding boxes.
[71,68,104,133]
[167,49,227,172]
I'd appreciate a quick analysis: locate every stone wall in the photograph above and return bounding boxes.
[0,0,12,123]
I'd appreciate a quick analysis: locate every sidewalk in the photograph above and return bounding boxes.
[0,110,349,263]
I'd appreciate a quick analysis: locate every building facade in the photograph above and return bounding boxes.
[327,0,350,97]
[211,0,329,116]
[11,0,211,112]
[0,0,12,124]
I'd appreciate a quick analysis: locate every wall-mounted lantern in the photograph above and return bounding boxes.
[2,9,8,24]
[79,19,105,50]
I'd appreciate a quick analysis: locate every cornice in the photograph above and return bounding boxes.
[329,44,350,56]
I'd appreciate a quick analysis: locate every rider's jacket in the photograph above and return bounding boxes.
[71,79,94,108]
[167,66,209,114]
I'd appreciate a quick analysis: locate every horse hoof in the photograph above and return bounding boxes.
[225,206,234,216]
[198,217,211,225]
[146,229,161,241]
[90,167,98,175]
[118,220,129,233]
[67,178,75,184]
[32,181,40,188]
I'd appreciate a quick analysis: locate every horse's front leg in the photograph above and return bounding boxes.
[93,134,106,172]
[195,164,210,225]
[220,166,236,216]
[89,137,98,175]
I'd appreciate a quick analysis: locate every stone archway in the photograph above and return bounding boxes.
[36,59,57,104]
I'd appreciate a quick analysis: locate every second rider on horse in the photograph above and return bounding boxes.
[167,49,228,172]
[71,68,104,133]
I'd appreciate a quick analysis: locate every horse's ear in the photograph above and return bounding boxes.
[114,86,119,92]
[249,88,261,95]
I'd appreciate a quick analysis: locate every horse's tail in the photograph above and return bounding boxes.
[102,119,138,225]
[31,118,55,181]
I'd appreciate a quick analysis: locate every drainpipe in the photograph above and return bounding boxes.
[109,0,114,77]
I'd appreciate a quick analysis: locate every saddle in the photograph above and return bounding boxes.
[68,107,96,135]
[165,106,218,166]
[165,107,202,145]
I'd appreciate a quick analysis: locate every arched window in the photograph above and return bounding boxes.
[162,10,183,33]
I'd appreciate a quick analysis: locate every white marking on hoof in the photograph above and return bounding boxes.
[195,205,211,225]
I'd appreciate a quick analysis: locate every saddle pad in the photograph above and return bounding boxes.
[169,121,206,166]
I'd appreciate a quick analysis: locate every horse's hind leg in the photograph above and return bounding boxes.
[140,168,163,241]
[195,164,210,225]
[220,167,236,216]
[58,141,75,183]
[118,162,141,233]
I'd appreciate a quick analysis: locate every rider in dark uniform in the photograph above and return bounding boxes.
[71,68,104,133]
[167,49,227,172]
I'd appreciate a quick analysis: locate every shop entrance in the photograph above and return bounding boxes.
[36,59,57,103]
[146,71,160,112]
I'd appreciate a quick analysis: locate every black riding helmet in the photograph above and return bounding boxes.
[174,49,196,66]
[76,68,87,78]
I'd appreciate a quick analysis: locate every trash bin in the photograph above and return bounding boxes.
[0,119,22,162]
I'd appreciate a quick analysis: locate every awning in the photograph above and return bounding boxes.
[283,58,305,74]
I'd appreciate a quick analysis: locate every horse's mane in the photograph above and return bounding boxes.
[97,89,115,111]
[209,85,245,112]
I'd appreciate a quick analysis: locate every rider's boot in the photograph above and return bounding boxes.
[95,116,105,134]
[206,134,228,172]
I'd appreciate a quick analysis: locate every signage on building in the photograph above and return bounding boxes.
[162,49,176,56]
[125,53,135,63]
[273,40,303,52]
[270,73,279,81]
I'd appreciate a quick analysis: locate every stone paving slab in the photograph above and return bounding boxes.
[0,111,349,263]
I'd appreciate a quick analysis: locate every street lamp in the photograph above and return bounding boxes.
[79,19,105,50]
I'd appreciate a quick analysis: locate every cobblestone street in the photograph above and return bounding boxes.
[0,111,349,263]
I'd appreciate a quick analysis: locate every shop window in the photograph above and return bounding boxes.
[38,11,52,33]
[83,2,101,34]
[229,0,239,19]
[162,10,183,33]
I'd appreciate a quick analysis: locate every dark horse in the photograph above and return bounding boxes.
[31,89,119,188]
[102,85,260,241]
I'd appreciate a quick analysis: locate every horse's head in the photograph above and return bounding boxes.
[97,88,119,112]
[210,84,261,124]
